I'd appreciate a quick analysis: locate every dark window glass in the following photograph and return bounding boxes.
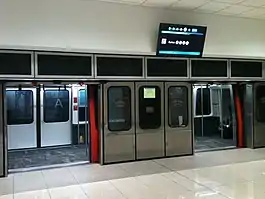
[168,86,188,127]
[191,60,227,77]
[255,85,265,122]
[44,90,69,123]
[231,61,262,77]
[196,88,211,115]
[78,89,88,122]
[6,90,33,125]
[139,86,161,129]
[0,53,31,75]
[108,87,131,131]
[97,57,143,76]
[147,59,187,77]
[38,54,92,76]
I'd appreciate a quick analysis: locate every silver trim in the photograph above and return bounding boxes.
[35,52,94,79]
[95,54,145,79]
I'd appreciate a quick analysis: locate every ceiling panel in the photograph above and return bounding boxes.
[172,0,210,10]
[239,8,265,17]
[90,0,265,20]
[217,4,253,15]
[143,0,179,7]
[195,2,230,13]
[240,0,265,7]
[215,0,244,4]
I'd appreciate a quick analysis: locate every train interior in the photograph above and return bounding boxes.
[193,83,237,151]
[6,83,91,171]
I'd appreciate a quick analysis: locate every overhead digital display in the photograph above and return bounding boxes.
[156,23,207,58]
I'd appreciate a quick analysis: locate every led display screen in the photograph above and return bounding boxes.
[144,88,156,99]
[156,23,207,57]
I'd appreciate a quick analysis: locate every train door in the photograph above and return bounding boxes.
[40,87,72,147]
[103,82,135,163]
[253,83,265,148]
[7,87,37,149]
[135,82,164,159]
[165,82,192,156]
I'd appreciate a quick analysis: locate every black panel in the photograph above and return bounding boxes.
[191,60,227,77]
[0,53,31,75]
[231,61,262,77]
[38,54,92,76]
[147,59,187,77]
[138,86,161,129]
[97,57,143,76]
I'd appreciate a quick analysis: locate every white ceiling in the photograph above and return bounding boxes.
[96,0,265,20]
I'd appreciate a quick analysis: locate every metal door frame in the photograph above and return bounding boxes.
[253,82,265,148]
[102,82,136,163]
[0,84,7,177]
[135,81,164,159]
[165,82,193,156]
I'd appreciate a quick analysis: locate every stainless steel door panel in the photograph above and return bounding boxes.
[253,83,265,148]
[104,133,135,163]
[135,82,164,159]
[103,82,135,163]
[165,82,192,156]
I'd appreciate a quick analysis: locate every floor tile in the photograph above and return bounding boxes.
[213,181,265,199]
[0,176,13,196]
[49,184,88,199]
[162,171,211,193]
[0,195,13,199]
[14,189,50,199]
[136,173,190,196]
[119,160,170,176]
[14,171,46,193]
[42,168,77,188]
[81,181,126,199]
[110,177,165,199]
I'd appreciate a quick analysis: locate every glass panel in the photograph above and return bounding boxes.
[108,87,131,131]
[168,86,188,127]
[6,90,33,125]
[78,89,88,122]
[139,86,161,129]
[256,85,265,123]
[44,89,69,123]
[196,88,211,116]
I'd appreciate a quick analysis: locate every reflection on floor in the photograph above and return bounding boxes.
[8,145,89,170]
[195,136,235,151]
[2,148,265,199]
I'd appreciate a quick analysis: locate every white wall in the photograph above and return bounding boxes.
[0,0,265,58]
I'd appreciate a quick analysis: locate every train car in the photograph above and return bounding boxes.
[193,84,236,150]
[6,84,90,170]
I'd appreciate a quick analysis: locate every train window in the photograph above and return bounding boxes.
[6,90,34,125]
[43,90,69,123]
[196,88,211,116]
[168,86,188,127]
[78,89,88,122]
[139,86,161,129]
[255,85,265,123]
[107,87,131,131]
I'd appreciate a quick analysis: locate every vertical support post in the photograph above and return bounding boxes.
[89,85,99,163]
[0,83,7,177]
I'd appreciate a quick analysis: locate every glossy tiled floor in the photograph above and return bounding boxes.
[2,148,265,199]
